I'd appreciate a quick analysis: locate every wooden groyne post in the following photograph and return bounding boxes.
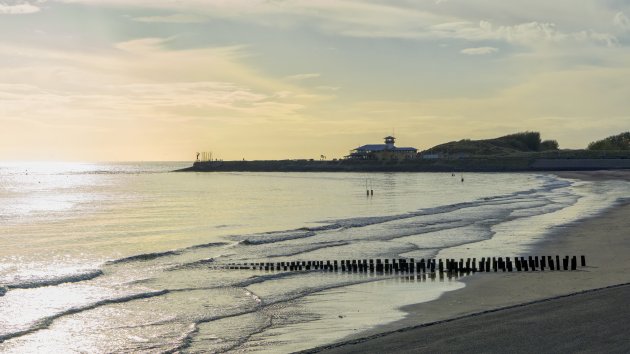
[218,255,587,277]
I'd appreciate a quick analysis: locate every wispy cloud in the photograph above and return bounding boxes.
[614,12,630,31]
[3,0,630,160]
[461,46,498,55]
[285,73,321,81]
[0,39,313,115]
[338,62,630,149]
[432,21,617,47]
[316,85,340,91]
[48,1,623,48]
[0,36,335,157]
[0,1,42,14]
[132,13,207,24]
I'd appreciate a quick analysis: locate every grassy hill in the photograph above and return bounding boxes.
[422,132,559,156]
[181,131,630,173]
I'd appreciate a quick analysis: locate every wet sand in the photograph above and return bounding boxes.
[303,170,630,353]
[309,283,630,353]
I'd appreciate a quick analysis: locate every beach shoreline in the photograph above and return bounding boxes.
[303,170,630,353]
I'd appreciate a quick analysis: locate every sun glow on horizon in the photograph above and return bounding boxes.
[1,1,629,161]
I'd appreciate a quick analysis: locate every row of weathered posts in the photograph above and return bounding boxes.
[220,255,586,275]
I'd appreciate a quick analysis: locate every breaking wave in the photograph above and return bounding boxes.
[108,242,229,266]
[0,289,170,343]
[5,270,104,290]
[107,251,182,265]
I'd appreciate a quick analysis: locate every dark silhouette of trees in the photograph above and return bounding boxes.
[588,132,630,150]
[540,140,559,151]
[422,131,560,155]
[493,131,541,151]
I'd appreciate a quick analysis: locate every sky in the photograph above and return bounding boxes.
[1,0,629,161]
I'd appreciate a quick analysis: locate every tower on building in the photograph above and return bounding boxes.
[384,136,396,150]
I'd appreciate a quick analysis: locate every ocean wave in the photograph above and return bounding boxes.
[238,230,317,246]
[615,196,630,205]
[5,270,104,290]
[103,175,573,269]
[73,170,153,175]
[170,277,390,352]
[184,242,230,250]
[230,176,574,247]
[63,169,173,176]
[99,174,576,274]
[0,289,170,343]
[298,224,347,233]
[231,201,480,246]
[266,241,351,258]
[107,251,182,265]
[166,258,215,271]
[234,271,307,288]
[107,242,229,266]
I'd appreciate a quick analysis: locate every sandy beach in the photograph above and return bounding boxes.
[304,170,630,353]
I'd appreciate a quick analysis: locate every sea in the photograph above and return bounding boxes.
[1,161,629,353]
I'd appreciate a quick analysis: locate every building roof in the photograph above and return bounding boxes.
[354,144,388,151]
[353,144,417,152]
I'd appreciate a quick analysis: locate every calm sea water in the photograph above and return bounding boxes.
[0,162,628,353]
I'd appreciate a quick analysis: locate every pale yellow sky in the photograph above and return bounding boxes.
[1,1,629,161]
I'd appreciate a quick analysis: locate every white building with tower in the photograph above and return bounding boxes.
[346,136,417,160]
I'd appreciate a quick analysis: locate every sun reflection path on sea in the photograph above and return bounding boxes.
[0,162,107,224]
[0,282,118,336]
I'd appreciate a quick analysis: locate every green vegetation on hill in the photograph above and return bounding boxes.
[587,132,630,151]
[181,130,630,173]
[423,131,559,156]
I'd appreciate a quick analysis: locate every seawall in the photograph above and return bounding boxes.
[176,158,630,173]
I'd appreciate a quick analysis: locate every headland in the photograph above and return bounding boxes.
[177,156,630,173]
[179,131,630,173]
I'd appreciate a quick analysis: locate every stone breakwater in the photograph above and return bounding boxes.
[177,158,630,173]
